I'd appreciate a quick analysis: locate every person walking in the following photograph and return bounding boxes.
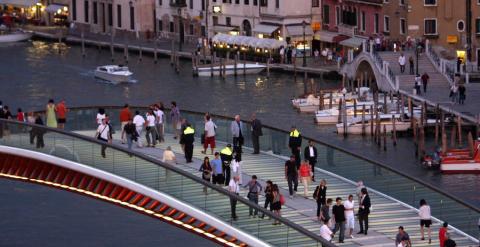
[170,101,181,139]
[279,46,285,64]
[45,99,57,128]
[145,110,158,147]
[458,83,466,105]
[450,83,459,103]
[133,111,145,148]
[231,153,243,185]
[250,113,263,154]
[444,233,457,247]
[314,179,327,221]
[358,187,371,235]
[245,175,262,217]
[32,113,45,148]
[181,124,195,163]
[409,56,414,75]
[304,140,317,181]
[228,176,240,221]
[439,222,449,247]
[162,146,176,165]
[96,108,106,126]
[260,180,273,219]
[288,126,302,167]
[56,99,67,129]
[202,114,217,154]
[95,118,112,158]
[414,74,422,95]
[271,184,282,225]
[320,198,333,226]
[395,226,412,247]
[199,157,212,194]
[211,152,224,185]
[230,115,245,154]
[419,199,432,243]
[119,104,132,144]
[332,197,346,243]
[398,53,406,73]
[220,144,234,186]
[344,195,355,238]
[154,104,165,143]
[421,72,430,93]
[299,159,312,198]
[123,118,136,151]
[284,155,299,199]
[320,218,334,242]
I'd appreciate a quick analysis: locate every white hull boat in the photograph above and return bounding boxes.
[94,65,133,84]
[197,63,266,76]
[0,31,32,43]
[336,114,411,135]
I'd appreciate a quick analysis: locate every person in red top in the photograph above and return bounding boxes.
[119,104,132,144]
[56,100,68,129]
[299,159,312,198]
[439,222,448,247]
[16,108,25,122]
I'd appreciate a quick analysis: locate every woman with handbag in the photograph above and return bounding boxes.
[95,118,111,158]
[313,179,327,221]
[199,157,213,194]
[271,184,282,225]
[299,159,312,198]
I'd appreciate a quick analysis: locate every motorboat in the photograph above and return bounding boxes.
[315,102,378,124]
[197,63,266,76]
[336,113,411,135]
[0,30,32,43]
[94,65,133,84]
[440,141,480,174]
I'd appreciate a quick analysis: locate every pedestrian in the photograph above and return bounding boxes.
[202,114,217,154]
[284,155,299,199]
[299,159,312,198]
[250,113,263,154]
[450,83,458,103]
[398,53,406,73]
[230,115,245,154]
[199,156,212,194]
[292,47,297,64]
[288,126,302,167]
[32,113,45,148]
[123,118,136,151]
[260,180,273,219]
[206,151,220,182]
[358,187,371,235]
[375,36,381,51]
[344,195,355,238]
[154,104,165,143]
[458,83,466,105]
[96,118,112,158]
[145,110,158,147]
[421,72,429,93]
[304,140,317,181]
[409,56,414,75]
[444,233,457,247]
[439,222,448,247]
[119,104,132,144]
[271,184,282,225]
[96,108,106,126]
[414,74,422,95]
[220,144,234,186]
[16,108,25,122]
[132,111,145,148]
[228,176,240,221]
[56,99,67,129]
[162,146,176,165]
[279,46,285,64]
[170,101,181,139]
[231,153,243,185]
[395,226,412,247]
[419,199,432,243]
[46,99,57,128]
[320,218,334,242]
[314,179,327,221]
[314,49,319,62]
[181,123,195,163]
[457,57,463,73]
[332,197,346,243]
[245,175,262,217]
[286,46,292,64]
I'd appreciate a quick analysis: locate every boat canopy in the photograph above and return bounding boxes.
[212,33,286,50]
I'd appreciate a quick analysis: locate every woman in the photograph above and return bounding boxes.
[46,99,57,128]
[299,159,312,198]
[313,179,327,221]
[231,153,243,185]
[96,108,106,125]
[419,199,432,244]
[95,118,111,158]
[260,180,273,219]
[170,101,180,139]
[271,184,282,225]
[162,146,177,180]
[199,157,213,194]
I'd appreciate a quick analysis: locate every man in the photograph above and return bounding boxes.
[230,115,244,154]
[304,140,317,182]
[220,144,233,186]
[211,152,223,185]
[409,56,414,75]
[181,124,195,163]
[120,104,132,144]
[320,219,334,242]
[154,104,164,143]
[284,155,298,199]
[96,118,112,158]
[439,222,448,247]
[250,113,263,154]
[344,195,355,239]
[228,176,240,221]
[145,110,157,147]
[288,126,302,167]
[398,53,406,73]
[395,226,411,247]
[356,181,365,203]
[132,111,145,148]
[245,175,262,217]
[421,72,430,93]
[56,99,67,129]
[332,197,346,243]
[414,74,422,95]
[358,187,371,235]
[202,115,217,155]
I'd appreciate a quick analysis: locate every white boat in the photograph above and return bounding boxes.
[336,114,411,135]
[0,30,32,43]
[197,63,266,76]
[94,65,133,84]
[315,102,378,124]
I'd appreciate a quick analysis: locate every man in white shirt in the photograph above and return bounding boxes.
[132,111,145,148]
[398,53,406,73]
[229,176,240,221]
[154,105,165,143]
[320,220,333,242]
[145,110,157,147]
[96,118,111,158]
[344,194,355,238]
[202,115,217,155]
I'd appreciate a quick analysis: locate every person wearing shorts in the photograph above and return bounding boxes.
[202,115,217,154]
[56,100,67,129]
[344,194,355,238]
[419,199,432,244]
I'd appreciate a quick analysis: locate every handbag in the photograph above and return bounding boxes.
[96,125,108,142]
[279,194,286,205]
[202,170,212,180]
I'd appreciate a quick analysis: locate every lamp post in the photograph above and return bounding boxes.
[302,20,307,67]
[416,44,421,75]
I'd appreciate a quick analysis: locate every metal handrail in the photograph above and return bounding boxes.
[0,118,336,247]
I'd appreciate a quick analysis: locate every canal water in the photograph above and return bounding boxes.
[0,40,478,208]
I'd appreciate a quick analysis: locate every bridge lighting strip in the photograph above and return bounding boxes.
[0,172,241,247]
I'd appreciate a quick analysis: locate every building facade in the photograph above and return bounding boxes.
[382,0,407,42]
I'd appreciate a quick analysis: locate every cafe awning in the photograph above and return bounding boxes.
[315,31,338,43]
[252,24,279,34]
[286,25,314,37]
[339,37,367,48]
[0,0,39,7]
[45,4,66,13]
[212,33,287,49]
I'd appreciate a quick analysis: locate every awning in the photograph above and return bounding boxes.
[45,4,66,13]
[252,24,279,34]
[212,33,287,49]
[286,25,314,37]
[212,25,237,33]
[339,37,367,48]
[0,0,39,7]
[315,31,339,43]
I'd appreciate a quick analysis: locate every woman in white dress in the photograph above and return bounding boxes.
[231,153,243,185]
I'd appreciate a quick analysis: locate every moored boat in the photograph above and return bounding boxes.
[197,63,266,76]
[440,141,480,174]
[336,113,411,135]
[0,30,32,43]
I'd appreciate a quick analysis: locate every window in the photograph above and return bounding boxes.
[93,1,98,24]
[212,16,218,25]
[275,0,279,8]
[476,18,480,34]
[384,16,389,32]
[374,13,379,33]
[260,0,267,6]
[108,3,113,26]
[244,0,249,5]
[424,19,437,35]
[158,20,163,31]
[129,6,135,30]
[400,18,406,34]
[169,21,174,32]
[424,0,436,5]
[335,6,340,25]
[253,0,257,6]
[117,4,121,28]
[457,20,465,32]
[361,11,366,31]
[226,17,231,26]
[399,0,405,5]
[323,5,329,25]
[235,0,239,3]
[84,0,89,23]
[189,0,193,9]
[72,0,77,21]
[202,0,205,9]
[312,0,319,7]
[158,0,162,5]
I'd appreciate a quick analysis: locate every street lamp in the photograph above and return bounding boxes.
[302,20,307,67]
[416,44,421,75]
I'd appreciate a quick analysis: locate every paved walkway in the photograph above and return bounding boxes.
[74,130,478,247]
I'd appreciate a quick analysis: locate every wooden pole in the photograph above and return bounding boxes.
[450,125,456,148]
[222,59,226,79]
[419,124,425,158]
[383,125,387,151]
[303,72,308,95]
[353,99,357,118]
[234,54,238,77]
[408,97,413,128]
[329,92,333,109]
[343,101,348,137]
[468,132,474,157]
[392,115,397,146]
[441,111,445,138]
[361,104,366,136]
[175,54,180,73]
[267,58,270,78]
[442,132,447,154]
[337,98,343,124]
[154,39,158,64]
[457,116,462,147]
[376,111,381,146]
[400,94,405,121]
[370,105,374,137]
[319,90,324,110]
[138,44,143,61]
[170,39,175,65]
[243,52,246,76]
[110,31,114,62]
[383,93,388,114]
[124,42,129,64]
[413,118,418,156]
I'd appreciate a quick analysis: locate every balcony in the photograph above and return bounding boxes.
[338,24,355,37]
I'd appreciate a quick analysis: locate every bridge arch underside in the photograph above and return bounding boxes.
[353,60,379,91]
[0,152,245,247]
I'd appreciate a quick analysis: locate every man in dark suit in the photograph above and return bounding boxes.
[358,187,371,235]
[304,140,317,182]
[250,113,263,154]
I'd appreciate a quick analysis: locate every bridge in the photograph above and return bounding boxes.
[0,107,478,246]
